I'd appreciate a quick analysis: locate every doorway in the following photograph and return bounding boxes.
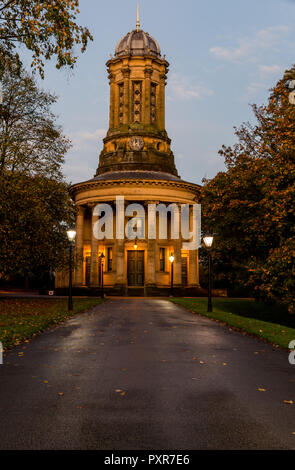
[127,250,144,286]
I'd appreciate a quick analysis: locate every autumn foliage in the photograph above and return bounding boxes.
[0,64,74,283]
[0,0,93,76]
[201,69,295,313]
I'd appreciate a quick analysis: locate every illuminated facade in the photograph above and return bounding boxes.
[56,18,201,296]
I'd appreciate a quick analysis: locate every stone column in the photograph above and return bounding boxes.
[146,239,156,285]
[122,67,130,125]
[90,205,99,286]
[188,249,199,286]
[74,205,85,287]
[108,73,115,129]
[113,80,119,128]
[174,239,182,286]
[144,67,153,125]
[115,239,125,286]
[158,73,166,130]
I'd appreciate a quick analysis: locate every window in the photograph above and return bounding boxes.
[118,83,124,124]
[151,83,157,123]
[107,247,113,272]
[132,81,142,123]
[160,248,165,272]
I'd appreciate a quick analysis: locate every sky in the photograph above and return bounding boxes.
[23,0,295,186]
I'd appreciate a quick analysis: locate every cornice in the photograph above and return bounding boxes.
[70,178,201,198]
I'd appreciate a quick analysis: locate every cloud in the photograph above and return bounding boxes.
[246,82,267,98]
[70,128,107,152]
[210,25,291,63]
[258,64,284,79]
[167,73,214,101]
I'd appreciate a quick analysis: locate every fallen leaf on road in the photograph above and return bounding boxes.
[284,400,293,405]
[192,357,197,361]
[258,388,266,392]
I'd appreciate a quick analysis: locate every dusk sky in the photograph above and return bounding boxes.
[23,0,295,185]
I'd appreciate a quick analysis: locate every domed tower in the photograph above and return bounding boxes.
[95,18,178,176]
[60,13,201,297]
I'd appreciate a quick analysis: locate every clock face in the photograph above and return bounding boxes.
[129,136,144,151]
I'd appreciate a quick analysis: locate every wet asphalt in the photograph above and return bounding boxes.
[0,298,294,450]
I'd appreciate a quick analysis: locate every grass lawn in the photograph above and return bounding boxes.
[0,298,104,350]
[171,298,295,349]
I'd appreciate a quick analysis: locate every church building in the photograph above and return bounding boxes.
[56,15,201,296]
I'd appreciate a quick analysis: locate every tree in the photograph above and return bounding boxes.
[0,65,74,284]
[0,171,74,283]
[0,65,71,179]
[0,0,93,77]
[201,68,295,312]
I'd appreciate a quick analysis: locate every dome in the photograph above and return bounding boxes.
[115,30,161,58]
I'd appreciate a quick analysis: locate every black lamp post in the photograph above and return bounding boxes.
[67,229,76,311]
[100,253,105,299]
[203,235,214,313]
[169,253,175,297]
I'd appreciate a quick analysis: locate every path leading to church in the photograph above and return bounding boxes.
[0,298,294,450]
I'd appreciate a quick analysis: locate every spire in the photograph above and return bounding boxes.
[136,1,140,32]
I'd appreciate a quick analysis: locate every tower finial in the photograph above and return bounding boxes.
[136,1,140,32]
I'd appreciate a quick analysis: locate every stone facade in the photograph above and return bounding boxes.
[55,26,202,296]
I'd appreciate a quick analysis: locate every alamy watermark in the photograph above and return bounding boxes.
[92,196,201,250]
[287,79,295,104]
[289,340,295,365]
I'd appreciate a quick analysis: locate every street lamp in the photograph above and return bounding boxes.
[134,237,138,250]
[203,234,214,313]
[67,229,76,311]
[169,253,175,297]
[99,253,105,299]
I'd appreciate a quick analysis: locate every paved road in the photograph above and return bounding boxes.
[0,299,294,450]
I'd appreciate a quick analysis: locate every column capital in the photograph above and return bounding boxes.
[144,67,153,77]
[108,72,115,84]
[144,200,160,207]
[122,66,131,78]
[76,205,86,216]
[86,202,97,211]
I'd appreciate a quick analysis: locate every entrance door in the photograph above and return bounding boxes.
[127,251,144,286]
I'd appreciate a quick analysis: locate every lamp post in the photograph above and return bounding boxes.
[67,229,76,311]
[100,253,105,299]
[134,237,138,250]
[169,253,175,297]
[203,235,214,313]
